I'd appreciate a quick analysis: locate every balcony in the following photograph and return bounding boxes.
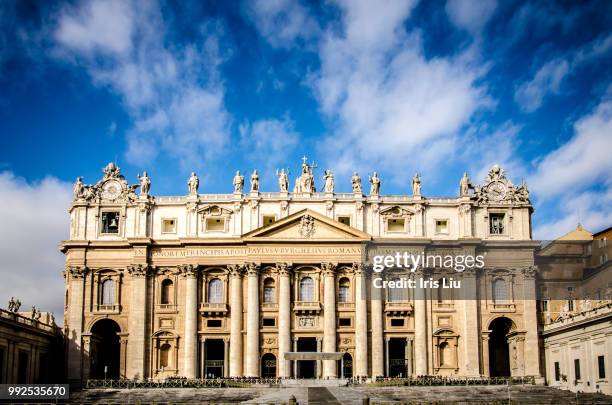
[293,301,321,314]
[261,303,278,311]
[337,302,355,311]
[199,302,229,316]
[491,302,516,312]
[384,301,413,316]
[156,304,178,313]
[95,304,121,314]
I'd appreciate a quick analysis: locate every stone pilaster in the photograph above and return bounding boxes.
[245,263,260,376]
[462,268,480,376]
[354,263,369,376]
[277,263,292,377]
[127,264,149,379]
[228,264,243,377]
[414,270,428,375]
[322,262,337,378]
[180,264,199,378]
[522,266,541,376]
[369,265,384,377]
[66,266,87,383]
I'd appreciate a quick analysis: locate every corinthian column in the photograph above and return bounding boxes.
[414,270,428,375]
[369,265,384,377]
[322,262,337,378]
[66,266,87,383]
[181,264,198,378]
[228,264,244,377]
[127,264,149,379]
[277,263,292,377]
[354,263,369,376]
[522,266,541,376]
[245,263,260,376]
[462,268,480,376]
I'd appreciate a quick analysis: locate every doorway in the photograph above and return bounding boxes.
[489,317,513,377]
[261,353,277,377]
[297,337,317,378]
[389,338,408,377]
[90,319,121,379]
[204,339,224,378]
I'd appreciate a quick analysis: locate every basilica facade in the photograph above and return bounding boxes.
[61,161,540,384]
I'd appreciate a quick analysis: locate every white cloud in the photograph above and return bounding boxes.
[529,93,612,199]
[514,59,569,113]
[244,0,319,48]
[446,0,497,35]
[515,34,612,113]
[0,172,71,322]
[311,0,488,180]
[240,117,300,173]
[54,0,231,170]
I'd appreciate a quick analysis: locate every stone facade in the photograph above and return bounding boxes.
[61,162,541,383]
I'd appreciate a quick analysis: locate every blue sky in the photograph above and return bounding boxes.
[0,1,611,314]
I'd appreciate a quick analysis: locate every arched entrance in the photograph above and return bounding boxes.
[488,317,513,377]
[90,319,121,379]
[261,353,277,378]
[340,352,353,378]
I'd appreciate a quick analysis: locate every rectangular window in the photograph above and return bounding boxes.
[391,318,405,327]
[101,211,120,234]
[568,300,574,312]
[263,318,276,327]
[574,359,581,380]
[338,216,351,226]
[541,300,549,312]
[339,318,351,327]
[554,362,560,381]
[206,319,222,328]
[489,214,505,235]
[205,217,225,231]
[162,218,176,233]
[435,219,449,234]
[598,355,606,379]
[263,215,276,226]
[387,218,405,232]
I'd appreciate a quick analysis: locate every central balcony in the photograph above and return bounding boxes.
[384,301,413,316]
[199,302,229,316]
[293,301,321,314]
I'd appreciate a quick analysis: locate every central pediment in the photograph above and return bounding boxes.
[243,209,371,241]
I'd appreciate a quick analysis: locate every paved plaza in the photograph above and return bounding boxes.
[66,385,612,404]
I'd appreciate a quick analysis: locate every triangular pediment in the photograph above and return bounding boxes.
[243,209,371,241]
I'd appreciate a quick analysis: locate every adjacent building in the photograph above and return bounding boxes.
[61,161,541,384]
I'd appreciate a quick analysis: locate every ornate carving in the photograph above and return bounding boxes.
[369,172,381,195]
[326,200,334,212]
[245,262,260,276]
[227,264,244,277]
[380,206,411,218]
[127,264,150,278]
[413,204,424,213]
[522,266,538,280]
[473,165,531,205]
[188,172,199,195]
[276,262,292,276]
[280,200,289,211]
[341,337,352,345]
[321,262,336,276]
[67,266,87,279]
[178,264,198,278]
[298,215,316,238]
[459,204,471,214]
[298,316,316,328]
[264,337,277,345]
[72,163,138,203]
[355,201,364,212]
[233,171,244,193]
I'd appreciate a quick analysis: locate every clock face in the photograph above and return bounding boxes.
[487,181,506,201]
[102,180,122,200]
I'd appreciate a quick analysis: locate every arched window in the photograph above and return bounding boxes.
[493,279,507,303]
[208,278,223,303]
[338,277,350,303]
[161,279,173,304]
[263,278,275,303]
[388,278,406,302]
[159,343,171,368]
[299,277,314,301]
[101,279,115,305]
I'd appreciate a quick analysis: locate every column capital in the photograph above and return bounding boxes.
[227,264,244,277]
[275,262,293,276]
[127,264,150,278]
[352,263,365,275]
[522,265,538,280]
[321,262,337,276]
[245,262,260,276]
[178,264,199,278]
[67,266,88,279]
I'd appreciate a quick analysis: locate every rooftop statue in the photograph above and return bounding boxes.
[412,173,421,196]
[276,168,289,192]
[138,171,151,196]
[250,170,259,192]
[233,171,244,193]
[188,172,199,195]
[294,156,316,193]
[352,172,362,193]
[323,169,334,193]
[369,172,381,195]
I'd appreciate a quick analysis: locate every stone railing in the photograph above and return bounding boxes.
[366,375,536,387]
[0,308,57,334]
[199,302,229,315]
[384,301,413,315]
[293,301,322,314]
[544,302,612,330]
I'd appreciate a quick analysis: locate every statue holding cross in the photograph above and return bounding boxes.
[294,155,317,193]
